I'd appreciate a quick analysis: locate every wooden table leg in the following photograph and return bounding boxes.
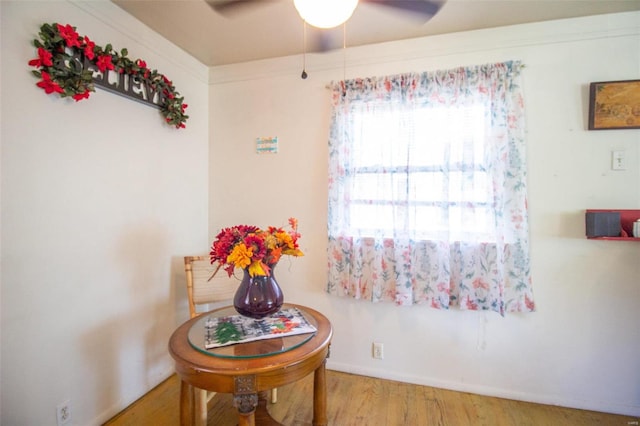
[234,390,282,425]
[194,388,207,426]
[237,411,256,426]
[180,379,194,426]
[233,375,259,426]
[312,358,328,426]
[234,393,258,426]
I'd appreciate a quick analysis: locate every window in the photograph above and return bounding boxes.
[326,61,534,315]
[349,102,496,242]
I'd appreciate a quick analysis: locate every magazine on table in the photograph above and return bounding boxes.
[203,307,317,349]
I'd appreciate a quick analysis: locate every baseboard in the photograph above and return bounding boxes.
[326,361,640,417]
[93,369,176,425]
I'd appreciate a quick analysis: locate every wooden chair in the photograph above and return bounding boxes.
[183,256,278,425]
[185,255,237,318]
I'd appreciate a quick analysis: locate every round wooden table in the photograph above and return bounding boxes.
[168,304,332,426]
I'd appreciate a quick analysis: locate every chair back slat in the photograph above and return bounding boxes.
[184,256,238,318]
[191,259,237,303]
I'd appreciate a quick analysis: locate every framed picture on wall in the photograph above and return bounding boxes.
[588,79,640,130]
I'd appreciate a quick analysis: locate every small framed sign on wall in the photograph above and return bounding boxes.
[256,136,278,154]
[588,79,640,130]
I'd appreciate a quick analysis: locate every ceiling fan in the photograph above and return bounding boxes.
[207,0,444,78]
[207,0,444,30]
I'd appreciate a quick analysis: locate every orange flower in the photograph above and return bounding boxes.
[210,219,303,277]
[226,243,253,270]
[248,261,268,277]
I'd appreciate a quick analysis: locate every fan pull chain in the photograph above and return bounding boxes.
[301,21,308,79]
[341,22,348,96]
[343,22,347,83]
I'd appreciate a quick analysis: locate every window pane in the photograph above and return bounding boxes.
[349,203,397,236]
[409,172,444,202]
[349,102,494,241]
[448,171,492,204]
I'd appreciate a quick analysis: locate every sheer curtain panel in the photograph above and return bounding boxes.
[326,61,534,315]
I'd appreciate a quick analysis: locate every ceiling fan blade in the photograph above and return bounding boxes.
[205,0,277,16]
[362,0,444,19]
[306,28,342,53]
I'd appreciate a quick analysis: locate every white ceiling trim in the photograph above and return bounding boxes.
[209,11,640,85]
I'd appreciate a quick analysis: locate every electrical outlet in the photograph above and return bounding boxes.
[57,400,71,426]
[372,342,384,359]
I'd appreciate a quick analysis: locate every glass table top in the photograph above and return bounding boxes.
[187,305,318,359]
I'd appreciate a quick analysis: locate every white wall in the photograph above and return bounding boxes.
[209,12,640,416]
[1,1,209,424]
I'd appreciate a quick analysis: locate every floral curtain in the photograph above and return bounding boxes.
[326,61,534,315]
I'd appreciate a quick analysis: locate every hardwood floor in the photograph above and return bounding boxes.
[104,370,636,426]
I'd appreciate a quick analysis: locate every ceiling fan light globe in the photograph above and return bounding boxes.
[293,0,359,29]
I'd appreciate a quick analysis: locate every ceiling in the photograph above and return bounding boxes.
[113,0,640,67]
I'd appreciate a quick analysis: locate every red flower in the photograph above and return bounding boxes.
[136,59,147,68]
[95,55,114,72]
[245,234,267,260]
[36,71,63,95]
[181,103,188,111]
[72,90,91,102]
[83,36,95,60]
[28,47,53,68]
[163,89,174,100]
[56,24,81,48]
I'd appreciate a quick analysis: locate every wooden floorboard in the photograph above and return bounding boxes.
[104,370,637,426]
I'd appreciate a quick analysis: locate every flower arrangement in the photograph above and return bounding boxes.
[210,218,303,278]
[28,23,188,129]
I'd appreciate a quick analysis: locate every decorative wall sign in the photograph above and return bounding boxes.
[28,23,188,129]
[588,79,640,130]
[256,137,278,154]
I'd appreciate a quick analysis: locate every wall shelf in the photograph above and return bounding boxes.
[586,209,640,241]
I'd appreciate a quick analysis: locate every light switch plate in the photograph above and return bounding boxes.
[612,150,626,170]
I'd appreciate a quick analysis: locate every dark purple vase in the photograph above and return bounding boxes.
[233,267,283,319]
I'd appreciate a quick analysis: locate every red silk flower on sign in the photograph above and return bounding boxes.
[28,47,53,68]
[57,23,81,48]
[36,71,63,95]
[95,55,115,73]
[83,36,95,60]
